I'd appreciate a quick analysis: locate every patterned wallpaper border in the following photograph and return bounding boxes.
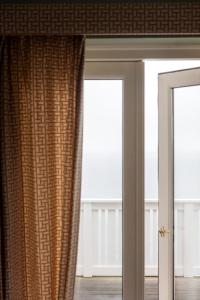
[0,3,200,35]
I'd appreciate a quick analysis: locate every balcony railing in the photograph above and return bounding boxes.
[76,198,200,278]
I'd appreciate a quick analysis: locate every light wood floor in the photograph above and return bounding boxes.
[74,277,200,300]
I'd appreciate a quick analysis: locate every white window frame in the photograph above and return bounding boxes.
[84,37,200,300]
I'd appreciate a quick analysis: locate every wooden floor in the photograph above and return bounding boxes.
[74,277,200,300]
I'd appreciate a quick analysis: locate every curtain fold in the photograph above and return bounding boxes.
[0,36,84,300]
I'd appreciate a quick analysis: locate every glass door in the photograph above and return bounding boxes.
[75,61,144,300]
[158,67,200,300]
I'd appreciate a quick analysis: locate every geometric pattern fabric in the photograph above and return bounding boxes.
[0,36,84,299]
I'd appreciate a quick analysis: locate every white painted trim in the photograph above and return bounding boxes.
[86,37,200,49]
[81,198,122,203]
[86,38,200,61]
[158,70,175,300]
[84,61,144,300]
[81,198,200,204]
[158,68,200,300]
[123,61,144,300]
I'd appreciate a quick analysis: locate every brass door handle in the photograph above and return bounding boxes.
[159,226,170,237]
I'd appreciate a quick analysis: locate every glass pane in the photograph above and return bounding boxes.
[81,80,122,200]
[174,85,200,300]
[74,80,122,300]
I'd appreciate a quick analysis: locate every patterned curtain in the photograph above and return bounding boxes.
[0,36,84,299]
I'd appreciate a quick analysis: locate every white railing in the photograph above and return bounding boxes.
[76,198,200,277]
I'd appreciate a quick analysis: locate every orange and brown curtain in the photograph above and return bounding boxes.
[0,36,84,299]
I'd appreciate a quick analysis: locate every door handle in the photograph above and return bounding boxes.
[159,226,170,237]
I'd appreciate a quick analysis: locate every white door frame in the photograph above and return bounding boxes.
[158,68,200,300]
[85,38,200,300]
[84,61,144,300]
